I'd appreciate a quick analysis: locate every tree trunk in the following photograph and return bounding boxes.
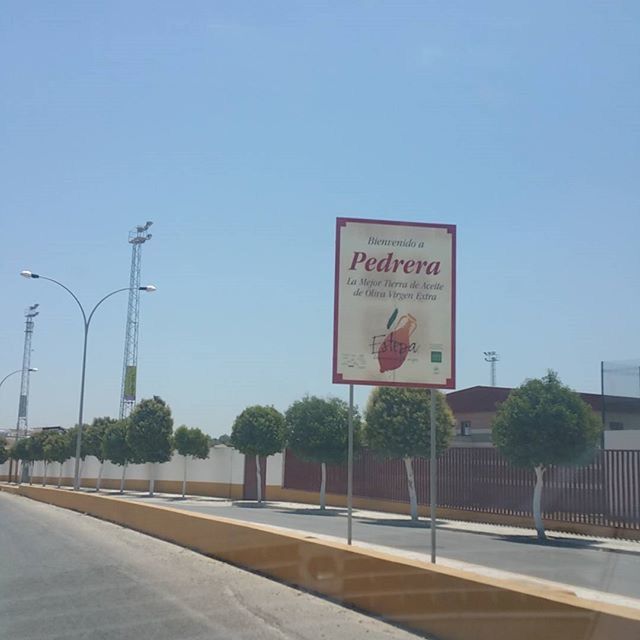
[256,455,262,504]
[533,465,546,540]
[96,461,103,492]
[29,462,33,485]
[58,462,63,488]
[320,462,327,510]
[182,455,188,498]
[42,462,48,486]
[120,463,127,494]
[403,457,418,521]
[149,463,155,496]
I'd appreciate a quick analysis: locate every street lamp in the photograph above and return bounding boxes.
[0,367,38,392]
[21,270,156,490]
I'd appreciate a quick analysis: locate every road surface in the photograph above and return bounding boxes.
[0,492,423,640]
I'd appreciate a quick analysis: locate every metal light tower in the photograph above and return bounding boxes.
[119,221,153,419]
[16,304,39,437]
[484,351,499,387]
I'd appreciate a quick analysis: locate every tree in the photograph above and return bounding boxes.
[364,387,454,520]
[43,432,69,487]
[84,417,118,491]
[102,420,133,494]
[210,433,231,446]
[173,426,210,498]
[10,439,30,484]
[285,396,361,510]
[128,396,174,496]
[231,405,286,503]
[0,437,8,465]
[492,371,601,540]
[65,425,89,488]
[26,433,46,485]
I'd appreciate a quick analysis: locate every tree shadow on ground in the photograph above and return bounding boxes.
[492,534,603,550]
[273,507,348,517]
[358,518,447,529]
[232,500,272,508]
[164,495,229,503]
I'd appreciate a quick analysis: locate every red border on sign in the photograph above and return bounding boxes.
[332,217,456,389]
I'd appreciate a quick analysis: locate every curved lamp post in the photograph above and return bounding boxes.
[21,270,156,490]
[0,367,38,392]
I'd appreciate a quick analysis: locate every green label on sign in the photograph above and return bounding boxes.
[430,351,442,363]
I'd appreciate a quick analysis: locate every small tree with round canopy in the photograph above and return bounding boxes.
[231,405,285,504]
[364,387,454,521]
[492,371,601,540]
[285,395,361,510]
[173,425,210,498]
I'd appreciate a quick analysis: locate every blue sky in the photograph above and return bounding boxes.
[1,1,638,435]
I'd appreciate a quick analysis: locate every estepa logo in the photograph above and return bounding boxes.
[370,309,418,373]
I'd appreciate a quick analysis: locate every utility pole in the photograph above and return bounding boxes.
[483,351,499,387]
[119,222,153,419]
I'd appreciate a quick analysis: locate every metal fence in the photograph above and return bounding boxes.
[283,448,640,531]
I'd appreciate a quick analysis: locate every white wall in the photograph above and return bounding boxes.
[266,452,284,486]
[604,430,640,450]
[0,445,247,486]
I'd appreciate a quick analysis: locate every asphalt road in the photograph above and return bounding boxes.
[0,492,423,640]
[122,495,640,600]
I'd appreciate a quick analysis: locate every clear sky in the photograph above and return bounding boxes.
[1,2,638,436]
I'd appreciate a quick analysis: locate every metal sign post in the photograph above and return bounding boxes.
[347,384,354,545]
[430,388,437,563]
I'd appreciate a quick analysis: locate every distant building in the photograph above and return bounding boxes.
[0,425,65,445]
[446,386,640,449]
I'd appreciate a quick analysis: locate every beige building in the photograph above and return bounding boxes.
[446,386,640,449]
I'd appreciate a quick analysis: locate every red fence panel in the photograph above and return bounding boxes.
[282,448,640,531]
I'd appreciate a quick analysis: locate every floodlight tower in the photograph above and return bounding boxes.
[484,351,499,387]
[119,221,153,419]
[16,304,39,437]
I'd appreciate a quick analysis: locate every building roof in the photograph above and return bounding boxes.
[446,385,640,414]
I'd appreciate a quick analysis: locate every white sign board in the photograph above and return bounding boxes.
[333,217,456,388]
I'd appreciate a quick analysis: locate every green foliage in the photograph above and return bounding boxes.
[0,437,8,465]
[10,438,29,461]
[43,432,69,465]
[364,387,454,459]
[285,396,361,465]
[492,371,601,468]
[102,420,132,467]
[65,425,90,460]
[84,417,118,463]
[127,396,174,464]
[26,432,47,463]
[174,425,210,459]
[231,405,286,457]
[210,433,231,446]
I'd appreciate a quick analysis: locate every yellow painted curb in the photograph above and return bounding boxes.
[2,484,639,640]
